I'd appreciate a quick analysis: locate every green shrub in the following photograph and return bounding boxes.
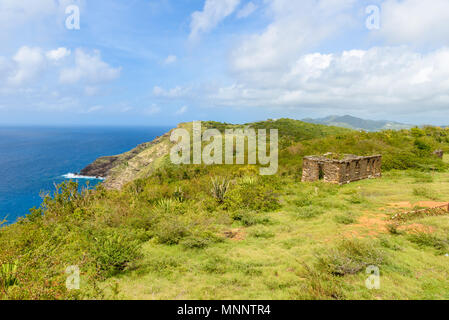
[316,239,385,276]
[231,211,271,226]
[297,264,345,300]
[224,184,280,212]
[293,207,324,220]
[181,231,222,249]
[89,230,142,277]
[293,194,313,207]
[347,194,365,204]
[154,216,188,245]
[386,223,403,235]
[334,214,356,225]
[408,233,449,252]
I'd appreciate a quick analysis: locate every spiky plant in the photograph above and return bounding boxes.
[0,261,19,291]
[210,177,231,203]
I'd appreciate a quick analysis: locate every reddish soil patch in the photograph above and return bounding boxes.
[223,228,246,241]
[340,213,390,238]
[389,202,413,208]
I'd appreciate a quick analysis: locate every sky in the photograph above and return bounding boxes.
[1,0,449,126]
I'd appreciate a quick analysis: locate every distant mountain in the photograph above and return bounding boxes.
[302,115,413,132]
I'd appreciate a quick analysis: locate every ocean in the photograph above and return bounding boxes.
[0,126,170,224]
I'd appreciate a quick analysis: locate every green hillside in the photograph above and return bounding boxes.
[1,120,449,300]
[303,115,413,132]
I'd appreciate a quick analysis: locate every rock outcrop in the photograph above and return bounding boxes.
[79,129,175,189]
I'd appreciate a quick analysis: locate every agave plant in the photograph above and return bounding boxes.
[0,261,19,291]
[240,176,257,186]
[210,177,231,203]
[156,198,178,213]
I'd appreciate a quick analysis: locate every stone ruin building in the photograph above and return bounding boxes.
[302,153,382,184]
[433,150,444,159]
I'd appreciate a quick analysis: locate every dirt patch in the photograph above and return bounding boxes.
[339,213,390,239]
[389,202,413,208]
[223,228,246,241]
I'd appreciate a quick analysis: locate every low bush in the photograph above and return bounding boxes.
[231,211,271,226]
[316,239,385,276]
[334,213,356,225]
[293,207,324,220]
[407,233,449,252]
[89,230,142,277]
[224,183,280,212]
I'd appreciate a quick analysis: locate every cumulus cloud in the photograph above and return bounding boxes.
[8,46,45,86]
[230,0,356,76]
[236,2,257,19]
[46,47,71,61]
[380,0,449,46]
[59,49,121,84]
[205,47,449,117]
[189,0,241,40]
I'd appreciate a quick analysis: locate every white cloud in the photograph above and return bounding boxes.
[164,55,177,65]
[230,0,356,77]
[189,0,241,40]
[46,47,71,61]
[59,49,121,84]
[236,2,257,19]
[8,46,45,86]
[175,105,188,115]
[202,46,449,117]
[380,0,449,46]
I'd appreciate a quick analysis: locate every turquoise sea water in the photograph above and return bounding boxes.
[0,126,170,224]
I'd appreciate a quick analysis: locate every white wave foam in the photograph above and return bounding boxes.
[62,173,105,180]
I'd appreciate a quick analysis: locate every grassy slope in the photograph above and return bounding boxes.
[105,170,449,300]
[2,120,449,300]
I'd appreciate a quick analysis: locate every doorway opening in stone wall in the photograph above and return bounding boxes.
[318,164,324,180]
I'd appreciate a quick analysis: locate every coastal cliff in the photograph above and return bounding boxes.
[80,129,175,189]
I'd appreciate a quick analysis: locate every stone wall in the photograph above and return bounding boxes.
[301,154,382,184]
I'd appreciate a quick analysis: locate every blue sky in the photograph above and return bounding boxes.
[1,0,449,126]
